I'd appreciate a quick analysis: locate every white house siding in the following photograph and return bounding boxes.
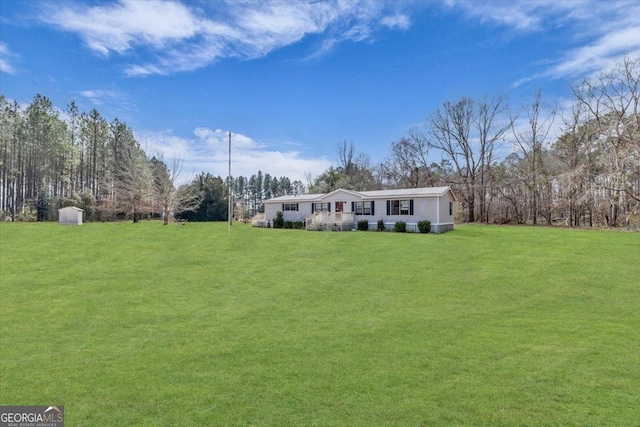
[320,190,358,213]
[354,197,439,232]
[259,187,455,233]
[437,191,455,233]
[264,201,311,224]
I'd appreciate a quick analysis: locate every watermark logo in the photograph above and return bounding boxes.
[0,406,64,427]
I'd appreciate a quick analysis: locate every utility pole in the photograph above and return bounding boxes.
[228,131,232,236]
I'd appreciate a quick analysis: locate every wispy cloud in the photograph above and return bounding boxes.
[543,26,640,80]
[139,128,331,185]
[0,42,19,74]
[381,14,411,31]
[445,0,545,31]
[44,0,203,57]
[447,0,640,85]
[79,89,138,120]
[39,0,412,77]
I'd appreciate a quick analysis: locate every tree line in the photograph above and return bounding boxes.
[309,57,639,228]
[0,95,300,223]
[2,56,637,227]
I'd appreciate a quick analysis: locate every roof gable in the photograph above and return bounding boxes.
[319,188,363,201]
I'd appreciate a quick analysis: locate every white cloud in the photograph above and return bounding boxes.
[79,89,137,120]
[445,0,544,31]
[448,1,640,85]
[544,26,640,80]
[44,0,203,56]
[40,0,412,76]
[139,128,331,186]
[0,42,18,74]
[381,14,411,31]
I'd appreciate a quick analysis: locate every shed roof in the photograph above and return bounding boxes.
[59,206,84,211]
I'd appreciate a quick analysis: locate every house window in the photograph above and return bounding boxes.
[282,203,298,211]
[400,200,410,215]
[312,202,330,212]
[449,201,453,216]
[388,199,413,215]
[354,201,373,215]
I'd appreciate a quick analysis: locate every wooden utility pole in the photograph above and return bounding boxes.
[228,131,232,236]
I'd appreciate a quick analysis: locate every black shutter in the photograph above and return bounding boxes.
[328,203,331,212]
[296,203,299,212]
[386,200,390,216]
[410,199,414,215]
[311,203,315,213]
[282,203,285,211]
[351,201,355,212]
[371,201,375,216]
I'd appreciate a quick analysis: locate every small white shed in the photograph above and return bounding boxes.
[59,206,84,225]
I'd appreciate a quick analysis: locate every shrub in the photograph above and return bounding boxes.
[357,220,369,231]
[377,219,385,231]
[308,223,323,231]
[273,211,284,229]
[394,221,406,232]
[16,207,37,222]
[418,220,431,233]
[283,221,293,229]
[293,221,304,229]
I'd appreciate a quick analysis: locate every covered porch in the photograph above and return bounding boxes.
[305,211,355,231]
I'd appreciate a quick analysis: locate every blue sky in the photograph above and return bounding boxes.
[1,0,639,184]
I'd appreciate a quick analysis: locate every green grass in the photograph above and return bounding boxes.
[1,222,639,426]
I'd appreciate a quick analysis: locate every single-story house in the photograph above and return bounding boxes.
[58,206,84,225]
[257,186,456,233]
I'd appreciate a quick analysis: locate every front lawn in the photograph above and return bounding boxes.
[1,222,638,425]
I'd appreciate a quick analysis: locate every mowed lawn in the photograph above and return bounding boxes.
[1,222,638,426]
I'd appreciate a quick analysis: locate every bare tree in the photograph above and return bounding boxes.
[555,100,597,226]
[333,140,375,191]
[510,91,556,225]
[382,128,435,188]
[152,156,201,225]
[102,141,152,223]
[427,95,512,222]
[572,56,640,225]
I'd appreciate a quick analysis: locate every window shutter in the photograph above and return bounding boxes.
[351,201,355,212]
[311,203,315,213]
[371,201,375,216]
[410,199,414,215]
[386,200,390,216]
[328,203,331,212]
[282,203,285,211]
[296,203,299,211]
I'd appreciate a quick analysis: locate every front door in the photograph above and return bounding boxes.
[335,202,343,212]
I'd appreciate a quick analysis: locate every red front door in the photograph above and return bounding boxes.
[335,202,343,212]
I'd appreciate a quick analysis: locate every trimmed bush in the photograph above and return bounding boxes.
[293,221,304,229]
[283,221,293,229]
[357,220,369,231]
[394,221,406,232]
[418,220,431,234]
[273,211,284,229]
[377,219,385,231]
